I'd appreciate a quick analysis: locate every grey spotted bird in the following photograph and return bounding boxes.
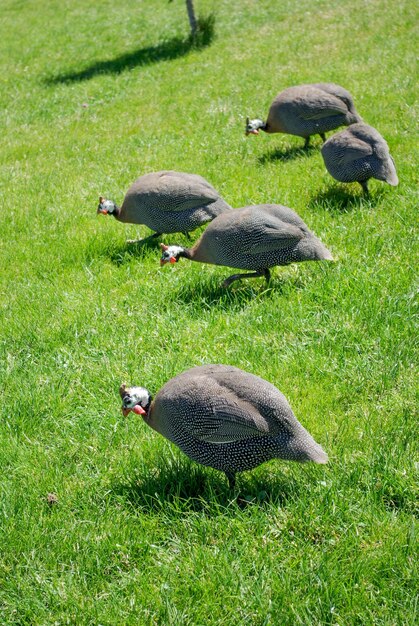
[120,365,328,489]
[246,83,362,148]
[97,170,231,244]
[160,204,333,287]
[321,122,399,194]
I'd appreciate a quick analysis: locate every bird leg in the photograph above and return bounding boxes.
[222,268,271,288]
[126,232,162,245]
[360,181,370,196]
[304,136,311,149]
[319,132,326,143]
[225,472,236,490]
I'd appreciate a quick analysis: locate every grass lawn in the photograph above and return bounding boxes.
[0,0,417,623]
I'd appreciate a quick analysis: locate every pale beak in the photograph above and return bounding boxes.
[121,404,146,416]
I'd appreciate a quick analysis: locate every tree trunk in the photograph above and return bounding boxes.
[185,0,198,37]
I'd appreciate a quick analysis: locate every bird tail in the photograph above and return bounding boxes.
[318,245,334,261]
[385,156,399,186]
[313,239,334,261]
[206,197,233,217]
[283,436,329,464]
[351,111,363,124]
[298,440,329,464]
[297,238,334,262]
[307,444,329,464]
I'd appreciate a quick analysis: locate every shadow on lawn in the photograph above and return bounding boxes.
[309,185,385,213]
[108,239,162,266]
[88,229,196,267]
[84,237,159,266]
[113,460,299,515]
[174,272,306,311]
[258,144,317,164]
[47,19,215,84]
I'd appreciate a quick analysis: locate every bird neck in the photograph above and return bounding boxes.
[179,248,193,261]
[144,396,153,415]
[253,119,267,132]
[142,399,161,432]
[139,396,153,422]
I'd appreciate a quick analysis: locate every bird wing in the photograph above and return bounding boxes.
[297,92,349,120]
[244,213,304,255]
[159,374,277,444]
[153,172,220,211]
[155,366,302,444]
[186,397,273,443]
[335,136,373,163]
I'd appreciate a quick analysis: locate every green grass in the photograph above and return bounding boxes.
[0,0,418,623]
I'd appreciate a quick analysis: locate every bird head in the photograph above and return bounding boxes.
[245,117,264,136]
[119,383,152,417]
[97,196,117,215]
[160,243,184,266]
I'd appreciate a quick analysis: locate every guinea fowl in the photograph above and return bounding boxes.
[246,83,362,148]
[160,204,333,287]
[321,122,399,194]
[97,170,231,244]
[120,365,328,489]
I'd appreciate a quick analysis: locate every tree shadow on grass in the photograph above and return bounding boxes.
[258,144,318,165]
[47,19,215,84]
[113,458,299,516]
[308,185,385,213]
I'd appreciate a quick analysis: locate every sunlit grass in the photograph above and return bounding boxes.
[0,0,417,623]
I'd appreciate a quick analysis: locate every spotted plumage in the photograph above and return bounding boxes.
[321,122,398,194]
[97,170,231,242]
[160,204,333,286]
[120,365,328,488]
[246,83,362,147]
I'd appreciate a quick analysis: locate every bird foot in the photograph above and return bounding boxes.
[222,269,270,288]
[360,181,370,196]
[222,277,238,288]
[227,475,236,490]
